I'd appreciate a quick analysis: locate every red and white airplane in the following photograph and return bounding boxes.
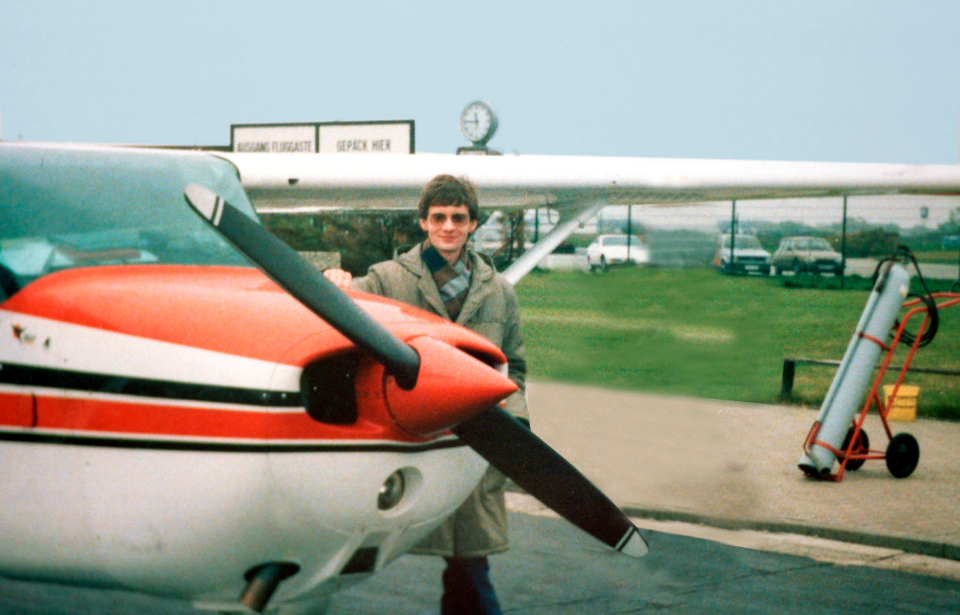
[2,141,959,613]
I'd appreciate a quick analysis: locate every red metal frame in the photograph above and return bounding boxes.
[802,292,960,481]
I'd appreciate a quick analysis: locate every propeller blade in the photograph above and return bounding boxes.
[183,184,420,390]
[452,406,648,558]
[184,185,646,557]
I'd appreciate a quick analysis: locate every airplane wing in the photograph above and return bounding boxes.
[220,152,960,212]
[219,151,960,282]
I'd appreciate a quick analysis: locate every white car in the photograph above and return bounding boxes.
[714,234,771,275]
[771,236,844,276]
[587,234,649,271]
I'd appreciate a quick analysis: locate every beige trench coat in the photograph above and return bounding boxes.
[352,243,528,557]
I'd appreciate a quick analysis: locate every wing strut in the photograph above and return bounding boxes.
[502,202,603,285]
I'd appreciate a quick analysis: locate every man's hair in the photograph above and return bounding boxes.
[418,174,479,220]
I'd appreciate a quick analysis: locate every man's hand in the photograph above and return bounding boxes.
[323,268,354,290]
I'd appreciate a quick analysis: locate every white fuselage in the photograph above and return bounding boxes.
[0,435,486,608]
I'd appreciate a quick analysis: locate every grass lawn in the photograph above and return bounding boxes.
[912,249,960,265]
[515,267,960,420]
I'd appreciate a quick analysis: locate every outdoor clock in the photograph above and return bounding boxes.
[460,101,498,147]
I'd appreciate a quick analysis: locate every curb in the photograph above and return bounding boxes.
[622,506,960,562]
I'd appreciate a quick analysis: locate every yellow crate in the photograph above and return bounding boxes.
[883,385,919,422]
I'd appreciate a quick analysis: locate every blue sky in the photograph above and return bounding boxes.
[2,1,957,164]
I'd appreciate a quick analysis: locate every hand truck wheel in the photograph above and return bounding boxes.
[885,433,920,479]
[841,427,869,471]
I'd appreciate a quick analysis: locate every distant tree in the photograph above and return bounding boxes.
[318,212,425,275]
[837,217,896,234]
[840,228,900,258]
[939,205,960,233]
[777,220,813,236]
[751,230,777,252]
[492,210,527,268]
[260,213,325,249]
[261,211,426,275]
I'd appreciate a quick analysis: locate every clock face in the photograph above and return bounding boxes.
[460,101,497,145]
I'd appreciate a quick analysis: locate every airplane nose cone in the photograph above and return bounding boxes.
[383,336,518,438]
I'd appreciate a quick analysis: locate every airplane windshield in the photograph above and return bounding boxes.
[0,145,255,288]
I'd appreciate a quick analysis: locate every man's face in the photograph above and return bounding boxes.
[420,203,477,261]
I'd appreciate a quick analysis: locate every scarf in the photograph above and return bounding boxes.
[421,243,472,321]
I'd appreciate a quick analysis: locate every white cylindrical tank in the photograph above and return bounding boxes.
[798,261,911,476]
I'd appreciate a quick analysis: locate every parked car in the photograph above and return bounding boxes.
[771,236,843,275]
[587,234,649,271]
[713,234,771,275]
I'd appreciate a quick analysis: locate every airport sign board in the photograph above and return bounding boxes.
[231,120,414,154]
[231,124,315,153]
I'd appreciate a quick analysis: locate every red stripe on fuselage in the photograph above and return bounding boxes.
[26,393,424,443]
[0,392,34,427]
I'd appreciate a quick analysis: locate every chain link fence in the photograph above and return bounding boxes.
[581,196,960,283]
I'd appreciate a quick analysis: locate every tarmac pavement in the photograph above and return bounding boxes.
[11,507,958,615]
[327,508,960,614]
[844,258,959,281]
[524,380,960,566]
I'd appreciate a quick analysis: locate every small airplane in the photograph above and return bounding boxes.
[3,141,960,614]
[0,142,644,614]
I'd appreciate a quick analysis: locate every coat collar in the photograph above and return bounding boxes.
[397,243,495,324]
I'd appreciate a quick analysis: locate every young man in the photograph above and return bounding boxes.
[324,174,527,614]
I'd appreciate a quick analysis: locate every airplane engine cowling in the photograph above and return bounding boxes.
[382,336,517,438]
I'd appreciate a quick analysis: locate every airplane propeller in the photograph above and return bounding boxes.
[183,184,421,391]
[184,184,648,559]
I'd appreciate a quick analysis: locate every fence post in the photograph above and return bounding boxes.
[779,359,796,400]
